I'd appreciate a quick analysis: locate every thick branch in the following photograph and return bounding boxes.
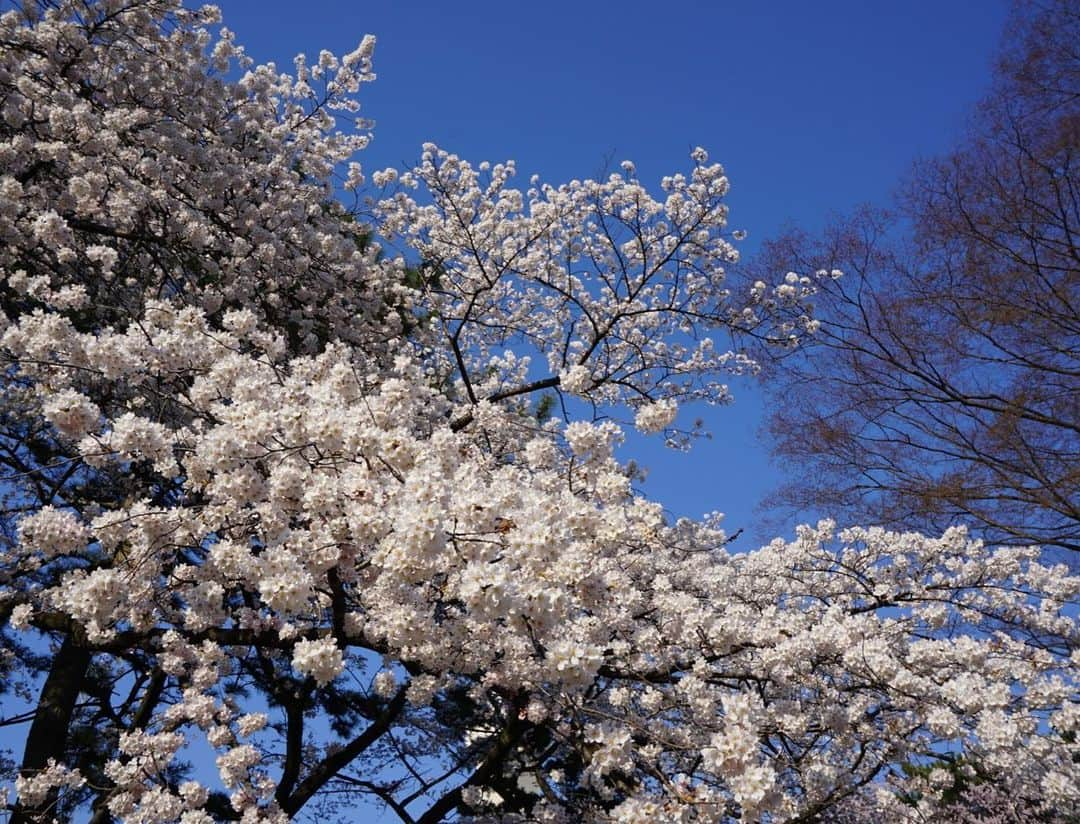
[281,686,408,816]
[450,376,561,432]
[415,709,524,824]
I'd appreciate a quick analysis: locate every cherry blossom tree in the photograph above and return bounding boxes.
[0,2,1076,823]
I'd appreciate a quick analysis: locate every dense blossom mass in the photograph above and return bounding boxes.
[0,2,1077,823]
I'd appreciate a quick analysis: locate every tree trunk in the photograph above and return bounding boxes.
[11,632,91,824]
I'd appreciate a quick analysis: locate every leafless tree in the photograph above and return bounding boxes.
[752,0,1079,556]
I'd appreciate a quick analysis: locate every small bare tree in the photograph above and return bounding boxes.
[753,0,1079,556]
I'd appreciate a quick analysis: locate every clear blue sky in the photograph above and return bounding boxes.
[214,0,1009,545]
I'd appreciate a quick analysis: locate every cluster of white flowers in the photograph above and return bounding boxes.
[13,760,84,808]
[42,388,101,438]
[633,398,679,434]
[16,506,92,559]
[0,2,1076,823]
[291,637,346,686]
[557,363,593,395]
[703,695,779,816]
[376,141,821,414]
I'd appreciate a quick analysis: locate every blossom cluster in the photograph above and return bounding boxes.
[376,142,823,414]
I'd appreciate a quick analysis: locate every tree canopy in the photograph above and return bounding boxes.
[0,2,1076,822]
[753,0,1079,558]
